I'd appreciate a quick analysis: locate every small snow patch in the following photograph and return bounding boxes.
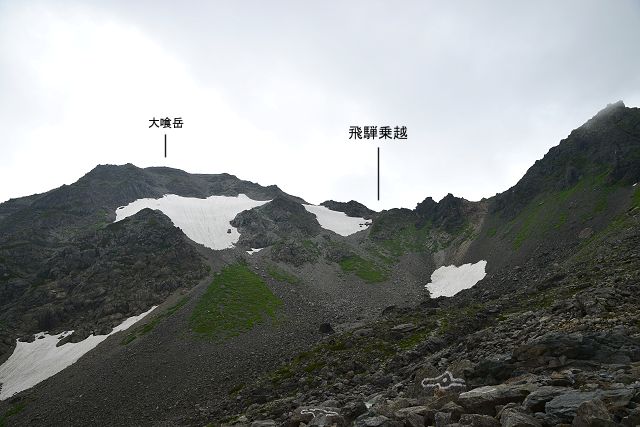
[426,260,487,298]
[303,205,369,236]
[115,194,269,250]
[634,183,638,187]
[0,306,156,400]
[246,248,264,254]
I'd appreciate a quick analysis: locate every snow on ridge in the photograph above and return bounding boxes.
[115,194,269,250]
[0,306,156,400]
[426,260,487,298]
[303,204,370,236]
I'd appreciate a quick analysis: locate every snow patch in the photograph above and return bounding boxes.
[115,194,269,250]
[0,306,156,400]
[634,183,638,187]
[425,260,487,298]
[246,248,264,254]
[303,205,370,236]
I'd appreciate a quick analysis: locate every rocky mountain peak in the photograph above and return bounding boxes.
[491,101,640,219]
[415,193,467,231]
[320,200,376,219]
[231,196,321,249]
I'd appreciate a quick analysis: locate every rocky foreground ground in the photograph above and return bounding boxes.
[205,210,640,427]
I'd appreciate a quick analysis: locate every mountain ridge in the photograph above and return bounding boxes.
[0,102,639,426]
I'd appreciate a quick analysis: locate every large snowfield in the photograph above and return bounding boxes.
[426,260,487,298]
[115,194,370,251]
[115,194,269,250]
[0,306,156,400]
[303,204,369,236]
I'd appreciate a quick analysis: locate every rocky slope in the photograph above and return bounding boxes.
[0,102,639,426]
[203,177,640,427]
[0,165,304,359]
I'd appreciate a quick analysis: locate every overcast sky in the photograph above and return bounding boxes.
[1,1,639,210]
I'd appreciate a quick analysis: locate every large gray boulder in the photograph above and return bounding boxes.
[522,386,570,412]
[499,408,542,427]
[571,399,615,427]
[545,388,635,422]
[458,384,533,415]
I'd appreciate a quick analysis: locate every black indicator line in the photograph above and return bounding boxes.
[377,146,380,200]
[164,134,167,158]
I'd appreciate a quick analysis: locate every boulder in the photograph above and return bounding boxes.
[522,386,570,412]
[545,388,635,422]
[391,323,417,339]
[621,407,640,426]
[319,323,334,334]
[394,405,434,426]
[458,384,532,415]
[499,408,542,427]
[441,401,465,421]
[545,391,599,421]
[458,413,500,427]
[434,411,452,427]
[571,399,614,427]
[290,406,342,426]
[355,415,391,427]
[342,401,367,420]
[309,413,346,427]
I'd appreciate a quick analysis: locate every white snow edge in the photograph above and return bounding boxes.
[303,204,370,236]
[426,260,487,298]
[115,194,269,250]
[0,306,156,400]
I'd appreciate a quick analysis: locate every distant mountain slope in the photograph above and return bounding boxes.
[0,165,302,359]
[0,102,639,426]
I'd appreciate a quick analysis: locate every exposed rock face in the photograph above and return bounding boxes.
[415,194,467,232]
[231,196,322,249]
[0,163,306,356]
[491,101,640,220]
[0,208,209,351]
[3,103,640,426]
[321,200,377,219]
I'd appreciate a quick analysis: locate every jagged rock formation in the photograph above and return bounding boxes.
[1,102,639,426]
[1,208,209,348]
[231,197,322,249]
[321,200,377,219]
[0,165,302,358]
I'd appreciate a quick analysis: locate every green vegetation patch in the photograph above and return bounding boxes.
[267,264,302,285]
[507,172,623,250]
[633,186,640,209]
[190,263,283,339]
[379,223,432,257]
[339,255,387,283]
[121,297,189,345]
[0,401,27,426]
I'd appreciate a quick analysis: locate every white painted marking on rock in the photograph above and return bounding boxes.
[115,194,269,250]
[303,205,369,236]
[425,260,487,298]
[0,306,156,400]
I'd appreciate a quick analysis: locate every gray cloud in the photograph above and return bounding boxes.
[1,0,639,209]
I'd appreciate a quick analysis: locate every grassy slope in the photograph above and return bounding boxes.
[483,172,632,250]
[190,263,283,339]
[267,264,302,285]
